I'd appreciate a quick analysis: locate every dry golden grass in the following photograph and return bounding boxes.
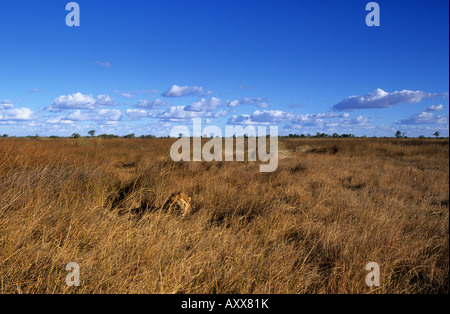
[0,137,448,294]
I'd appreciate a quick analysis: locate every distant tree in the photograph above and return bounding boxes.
[418,135,425,139]
[123,133,135,139]
[315,132,323,138]
[139,134,156,139]
[88,130,96,138]
[98,134,119,139]
[332,133,339,138]
[1,134,7,138]
[71,133,81,138]
[434,131,440,138]
[395,131,403,139]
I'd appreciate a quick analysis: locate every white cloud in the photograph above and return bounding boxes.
[228,110,294,125]
[94,95,115,106]
[228,110,351,126]
[251,110,295,123]
[0,100,33,121]
[114,90,134,99]
[126,109,157,120]
[205,109,228,118]
[134,99,169,109]
[45,109,122,125]
[45,116,76,125]
[289,112,352,127]
[426,104,445,112]
[227,109,371,135]
[185,97,223,112]
[396,111,449,125]
[162,85,211,97]
[158,105,203,121]
[46,93,114,112]
[227,97,271,107]
[333,88,440,111]
[156,104,228,122]
[69,109,122,122]
[142,89,159,95]
[285,114,374,134]
[228,114,252,124]
[0,100,14,109]
[341,115,372,126]
[304,112,349,119]
[1,108,33,121]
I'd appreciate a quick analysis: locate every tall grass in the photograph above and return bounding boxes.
[0,138,448,293]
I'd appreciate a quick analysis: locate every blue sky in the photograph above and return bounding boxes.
[0,0,448,137]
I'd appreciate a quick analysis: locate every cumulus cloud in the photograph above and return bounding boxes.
[426,104,445,112]
[227,109,367,134]
[332,88,440,111]
[134,99,169,109]
[205,109,228,118]
[46,93,114,112]
[68,109,122,122]
[94,95,115,106]
[228,114,252,125]
[185,97,223,112]
[303,112,350,119]
[45,116,76,125]
[46,109,122,125]
[162,85,211,97]
[228,110,351,126]
[0,100,33,121]
[396,111,449,125]
[158,106,203,122]
[227,97,271,108]
[285,114,373,133]
[341,115,372,127]
[157,105,228,122]
[228,110,294,125]
[126,109,157,120]
[0,100,14,109]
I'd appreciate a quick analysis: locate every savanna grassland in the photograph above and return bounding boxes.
[0,137,448,294]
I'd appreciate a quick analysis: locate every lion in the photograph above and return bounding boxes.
[161,192,192,217]
[116,190,192,218]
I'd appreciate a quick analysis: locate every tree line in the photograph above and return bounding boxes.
[0,130,445,139]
